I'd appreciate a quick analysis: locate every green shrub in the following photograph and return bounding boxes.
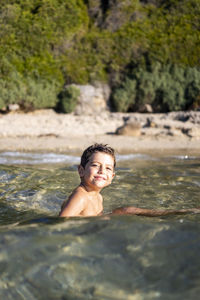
[154,65,200,111]
[185,72,200,109]
[112,78,137,112]
[0,98,5,110]
[57,85,80,113]
[0,72,60,110]
[23,78,60,110]
[112,63,200,112]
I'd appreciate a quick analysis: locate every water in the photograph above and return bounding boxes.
[0,152,200,299]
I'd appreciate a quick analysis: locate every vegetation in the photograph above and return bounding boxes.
[0,71,60,110]
[0,0,199,112]
[112,63,200,112]
[0,0,88,110]
[57,85,80,113]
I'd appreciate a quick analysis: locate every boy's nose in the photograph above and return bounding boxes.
[98,165,105,174]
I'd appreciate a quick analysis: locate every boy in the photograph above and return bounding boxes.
[59,143,200,217]
[59,143,115,217]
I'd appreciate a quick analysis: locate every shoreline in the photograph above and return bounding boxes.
[1,134,199,157]
[0,110,200,156]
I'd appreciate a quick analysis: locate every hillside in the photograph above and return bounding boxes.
[0,0,199,112]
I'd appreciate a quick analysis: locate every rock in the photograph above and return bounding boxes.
[0,106,7,113]
[116,120,141,136]
[86,0,145,32]
[183,127,200,138]
[8,104,20,112]
[169,111,200,124]
[167,129,184,137]
[146,117,157,128]
[138,104,153,113]
[73,83,111,115]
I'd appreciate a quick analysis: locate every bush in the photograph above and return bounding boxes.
[185,73,200,109]
[24,78,60,110]
[112,63,200,112]
[0,72,60,110]
[57,85,80,113]
[112,78,137,112]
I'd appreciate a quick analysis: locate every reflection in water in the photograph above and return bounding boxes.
[0,153,200,299]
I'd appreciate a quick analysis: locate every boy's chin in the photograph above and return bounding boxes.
[94,181,111,188]
[84,178,111,189]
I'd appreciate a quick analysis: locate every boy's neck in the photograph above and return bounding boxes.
[79,182,101,194]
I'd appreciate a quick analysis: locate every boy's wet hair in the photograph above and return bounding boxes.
[80,143,116,168]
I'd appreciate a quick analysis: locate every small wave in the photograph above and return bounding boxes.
[0,152,80,165]
[2,152,198,165]
[116,153,152,161]
[0,152,154,165]
[171,155,198,160]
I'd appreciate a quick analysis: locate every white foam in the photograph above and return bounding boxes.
[116,153,151,161]
[0,152,80,165]
[171,155,198,160]
[0,152,154,165]
[1,151,198,165]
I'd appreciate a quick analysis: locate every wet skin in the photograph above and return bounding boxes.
[59,152,115,217]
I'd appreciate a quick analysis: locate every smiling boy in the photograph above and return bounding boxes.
[59,144,115,217]
[59,143,200,217]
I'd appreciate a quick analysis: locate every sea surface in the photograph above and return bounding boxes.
[0,151,200,300]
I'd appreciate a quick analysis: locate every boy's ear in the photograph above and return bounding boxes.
[78,165,85,177]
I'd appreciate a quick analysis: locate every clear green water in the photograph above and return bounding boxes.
[0,152,200,299]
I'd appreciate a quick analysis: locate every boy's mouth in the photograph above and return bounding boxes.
[94,175,106,181]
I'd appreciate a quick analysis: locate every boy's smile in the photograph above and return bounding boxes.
[79,152,115,191]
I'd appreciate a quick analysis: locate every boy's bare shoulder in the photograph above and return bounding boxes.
[69,185,88,201]
[70,185,82,195]
[59,186,88,217]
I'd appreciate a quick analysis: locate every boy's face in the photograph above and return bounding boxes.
[78,152,115,191]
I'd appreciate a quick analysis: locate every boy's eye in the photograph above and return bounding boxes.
[106,167,112,171]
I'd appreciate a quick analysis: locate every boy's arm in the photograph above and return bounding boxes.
[111,206,200,217]
[59,191,86,217]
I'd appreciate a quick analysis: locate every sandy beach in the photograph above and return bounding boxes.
[0,109,200,155]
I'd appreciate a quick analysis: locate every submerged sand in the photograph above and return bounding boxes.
[0,109,200,155]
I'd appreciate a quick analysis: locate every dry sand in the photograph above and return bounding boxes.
[0,109,200,156]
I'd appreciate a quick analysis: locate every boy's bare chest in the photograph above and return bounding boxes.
[82,195,103,216]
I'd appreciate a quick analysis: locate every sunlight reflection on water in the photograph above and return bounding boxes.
[0,152,200,299]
